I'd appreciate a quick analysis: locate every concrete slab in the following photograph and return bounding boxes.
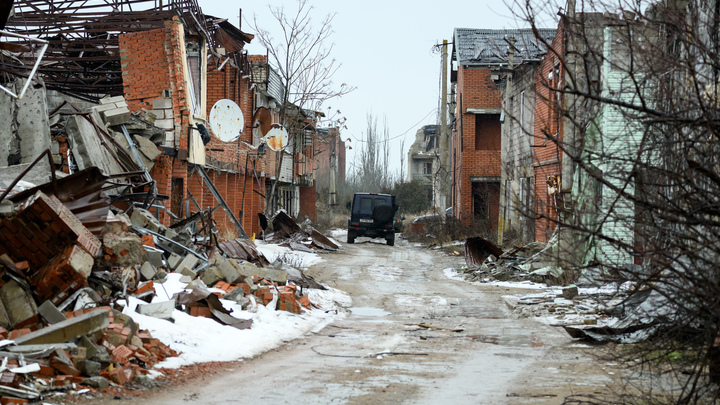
[38,301,67,324]
[102,106,131,126]
[14,308,109,345]
[168,253,183,270]
[130,207,163,233]
[178,266,195,278]
[99,95,126,105]
[65,114,125,175]
[140,262,157,281]
[67,245,94,278]
[155,118,173,130]
[177,254,199,272]
[218,258,242,283]
[0,279,38,329]
[0,78,50,176]
[200,266,222,286]
[144,249,164,269]
[133,134,161,170]
[152,99,172,109]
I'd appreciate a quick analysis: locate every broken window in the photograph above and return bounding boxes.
[423,162,432,175]
[474,114,501,150]
[186,39,203,117]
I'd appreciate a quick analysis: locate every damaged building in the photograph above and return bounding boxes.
[406,125,438,204]
[1,0,320,238]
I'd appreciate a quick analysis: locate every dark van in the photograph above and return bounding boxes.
[347,193,397,246]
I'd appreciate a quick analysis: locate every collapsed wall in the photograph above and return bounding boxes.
[0,78,53,185]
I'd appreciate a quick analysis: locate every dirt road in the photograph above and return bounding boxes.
[106,236,620,404]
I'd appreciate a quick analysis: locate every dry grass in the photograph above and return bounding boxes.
[313,199,348,232]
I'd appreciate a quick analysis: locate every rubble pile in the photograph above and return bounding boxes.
[454,237,653,342]
[0,170,328,403]
[264,211,339,252]
[458,238,565,286]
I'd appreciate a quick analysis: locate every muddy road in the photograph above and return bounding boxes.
[108,236,620,404]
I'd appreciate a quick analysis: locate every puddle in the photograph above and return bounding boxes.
[349,307,390,317]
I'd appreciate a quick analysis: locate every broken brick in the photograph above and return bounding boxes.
[188,306,212,318]
[7,328,30,340]
[108,366,127,385]
[112,345,133,364]
[298,295,312,309]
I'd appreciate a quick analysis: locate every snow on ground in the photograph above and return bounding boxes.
[328,228,346,243]
[120,242,349,369]
[254,240,324,268]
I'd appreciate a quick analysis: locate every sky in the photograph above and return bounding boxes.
[200,1,548,179]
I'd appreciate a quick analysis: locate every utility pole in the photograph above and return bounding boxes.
[559,0,579,272]
[438,39,450,212]
[498,37,516,247]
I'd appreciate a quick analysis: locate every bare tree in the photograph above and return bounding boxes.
[503,0,720,402]
[249,0,354,215]
[348,113,396,192]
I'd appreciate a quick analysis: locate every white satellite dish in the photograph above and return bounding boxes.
[263,125,289,151]
[209,99,244,142]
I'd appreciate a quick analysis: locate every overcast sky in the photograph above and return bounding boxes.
[201,1,553,179]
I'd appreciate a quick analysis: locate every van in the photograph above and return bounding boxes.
[346,193,398,246]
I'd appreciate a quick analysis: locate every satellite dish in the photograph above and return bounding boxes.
[263,124,289,151]
[209,99,244,142]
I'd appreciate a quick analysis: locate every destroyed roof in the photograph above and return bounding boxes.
[452,28,556,66]
[3,0,253,101]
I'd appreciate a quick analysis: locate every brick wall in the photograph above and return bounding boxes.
[206,58,254,144]
[532,26,566,242]
[454,65,502,228]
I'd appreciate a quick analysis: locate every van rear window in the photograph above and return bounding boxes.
[356,195,390,212]
[359,197,373,211]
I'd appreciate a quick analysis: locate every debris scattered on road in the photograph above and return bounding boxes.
[265,211,340,252]
[0,164,332,403]
[413,323,464,332]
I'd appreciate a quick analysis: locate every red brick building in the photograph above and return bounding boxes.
[118,17,269,238]
[450,29,510,238]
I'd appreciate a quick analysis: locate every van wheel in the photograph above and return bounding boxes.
[347,230,356,244]
[386,233,395,246]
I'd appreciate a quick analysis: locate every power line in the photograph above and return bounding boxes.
[348,108,438,144]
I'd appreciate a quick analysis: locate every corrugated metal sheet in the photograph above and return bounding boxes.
[453,28,556,66]
[267,66,286,104]
[279,151,293,182]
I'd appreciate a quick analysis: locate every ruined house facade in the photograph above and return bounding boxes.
[451,29,503,236]
[406,125,438,202]
[451,29,553,239]
[118,16,267,237]
[496,30,556,246]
